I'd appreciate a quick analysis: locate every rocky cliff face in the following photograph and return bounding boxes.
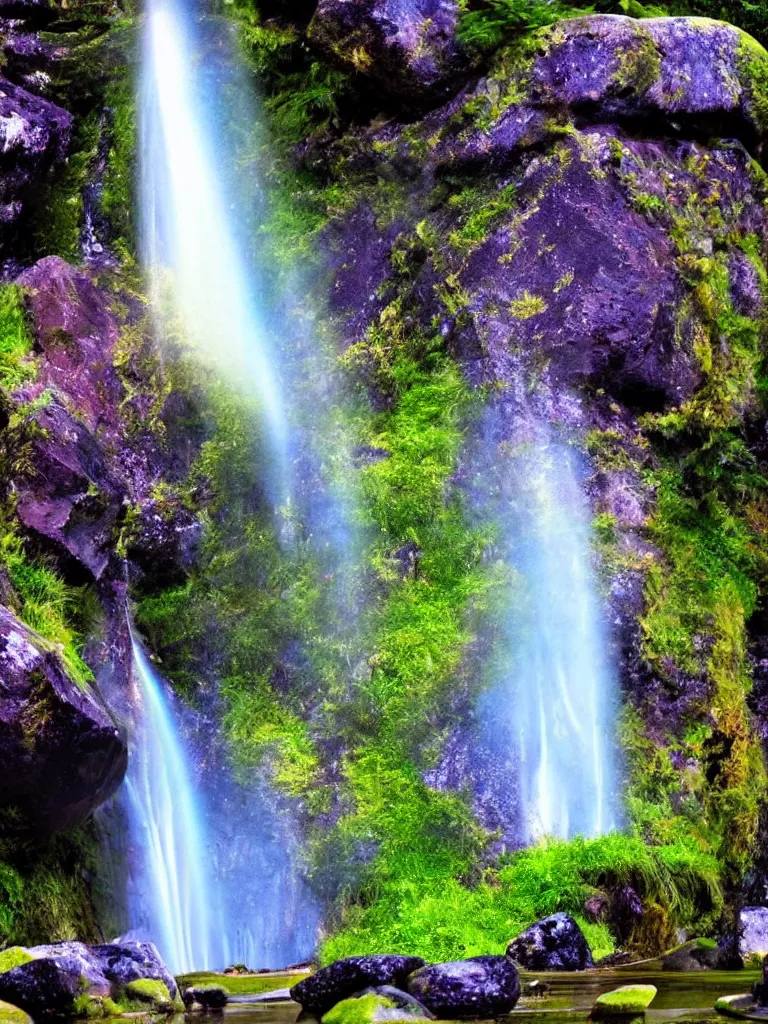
[1,0,768,962]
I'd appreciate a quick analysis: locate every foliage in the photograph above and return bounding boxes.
[0,287,34,393]
[456,0,583,53]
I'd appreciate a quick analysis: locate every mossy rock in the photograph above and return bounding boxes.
[0,952,32,976]
[123,979,174,1012]
[322,994,422,1024]
[593,985,658,1016]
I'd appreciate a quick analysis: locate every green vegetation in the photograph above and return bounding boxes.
[123,979,174,1010]
[0,948,32,974]
[0,287,34,393]
[176,972,307,995]
[323,994,402,1024]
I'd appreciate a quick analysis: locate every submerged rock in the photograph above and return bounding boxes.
[290,956,426,1016]
[0,606,126,834]
[406,956,520,1018]
[506,913,594,971]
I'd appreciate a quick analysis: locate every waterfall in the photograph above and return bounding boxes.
[120,633,319,973]
[466,403,620,844]
[123,635,218,974]
[139,0,287,499]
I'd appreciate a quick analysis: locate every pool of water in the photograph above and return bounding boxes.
[178,968,761,1024]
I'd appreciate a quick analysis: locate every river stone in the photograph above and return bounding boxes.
[290,956,426,1016]
[406,956,521,1018]
[184,985,229,1009]
[740,907,768,959]
[323,992,429,1024]
[0,606,127,835]
[506,913,594,971]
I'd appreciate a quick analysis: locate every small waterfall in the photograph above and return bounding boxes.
[467,402,620,843]
[119,632,319,973]
[123,635,218,973]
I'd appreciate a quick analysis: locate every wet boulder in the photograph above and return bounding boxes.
[308,0,471,106]
[593,985,657,1016]
[506,913,594,971]
[740,907,768,959]
[0,956,100,1020]
[91,941,179,1001]
[290,955,426,1016]
[406,956,520,1019]
[0,605,127,835]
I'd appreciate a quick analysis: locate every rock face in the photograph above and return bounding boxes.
[407,957,520,1019]
[290,956,426,1015]
[506,914,594,971]
[662,938,732,971]
[308,0,470,105]
[0,78,71,235]
[0,941,177,1019]
[0,605,126,834]
[740,907,768,959]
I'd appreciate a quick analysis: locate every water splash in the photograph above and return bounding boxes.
[123,634,218,973]
[467,404,620,843]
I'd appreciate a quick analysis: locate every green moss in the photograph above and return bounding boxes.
[0,287,34,393]
[0,1002,28,1024]
[593,985,658,1014]
[0,948,32,974]
[124,979,173,1010]
[509,291,547,318]
[322,995,398,1024]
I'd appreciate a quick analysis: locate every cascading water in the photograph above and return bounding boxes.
[140,0,287,498]
[463,400,620,844]
[123,634,219,973]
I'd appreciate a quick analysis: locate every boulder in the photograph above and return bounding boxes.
[0,959,84,1020]
[662,938,731,971]
[0,605,126,834]
[355,987,434,1018]
[308,0,471,106]
[406,956,520,1019]
[290,956,426,1016]
[506,913,594,971]
[593,985,657,1016]
[0,941,178,1019]
[90,941,179,1001]
[740,907,768,960]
